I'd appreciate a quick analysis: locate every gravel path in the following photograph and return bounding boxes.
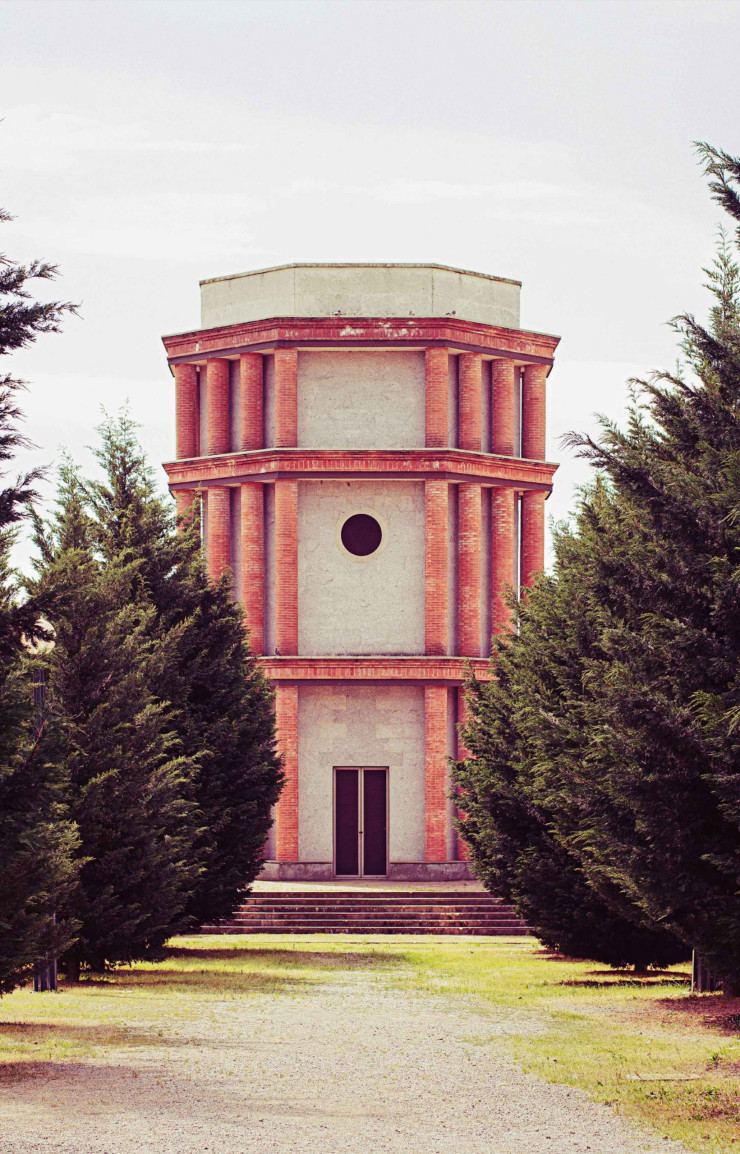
[0,972,689,1154]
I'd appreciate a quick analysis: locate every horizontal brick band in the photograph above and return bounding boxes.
[259,655,492,683]
[165,447,556,491]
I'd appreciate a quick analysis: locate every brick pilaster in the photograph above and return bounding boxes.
[425,347,449,448]
[424,684,448,862]
[520,490,546,588]
[240,483,264,653]
[174,363,199,459]
[458,353,482,452]
[492,486,517,631]
[275,684,299,861]
[521,364,547,461]
[275,349,298,448]
[458,482,482,657]
[455,685,470,861]
[239,353,264,451]
[207,486,231,581]
[275,479,298,654]
[206,358,231,456]
[491,359,517,457]
[424,479,448,656]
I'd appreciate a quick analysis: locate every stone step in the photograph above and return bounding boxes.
[200,924,531,936]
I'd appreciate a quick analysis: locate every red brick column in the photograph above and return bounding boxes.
[491,359,517,457]
[275,479,298,654]
[207,486,231,581]
[458,353,482,452]
[239,353,263,451]
[520,490,546,588]
[458,482,482,657]
[240,483,264,653]
[424,479,448,656]
[206,358,231,456]
[175,489,197,525]
[521,364,547,461]
[424,684,448,862]
[492,486,517,632]
[275,349,298,448]
[456,685,470,861]
[425,347,449,448]
[175,363,199,459]
[275,684,299,861]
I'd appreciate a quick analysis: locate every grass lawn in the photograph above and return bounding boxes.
[0,934,738,1152]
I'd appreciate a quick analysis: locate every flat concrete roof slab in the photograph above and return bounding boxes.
[200,262,521,330]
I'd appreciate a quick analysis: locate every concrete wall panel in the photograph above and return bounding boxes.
[298,683,425,863]
[297,350,425,449]
[298,479,425,655]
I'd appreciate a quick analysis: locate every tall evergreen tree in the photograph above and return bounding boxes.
[457,145,740,985]
[32,460,199,972]
[59,414,282,927]
[0,207,79,993]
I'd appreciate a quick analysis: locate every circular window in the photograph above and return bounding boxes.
[340,513,383,557]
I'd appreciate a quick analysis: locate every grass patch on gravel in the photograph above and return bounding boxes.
[0,933,737,1151]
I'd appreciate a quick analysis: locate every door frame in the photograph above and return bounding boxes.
[332,766,389,879]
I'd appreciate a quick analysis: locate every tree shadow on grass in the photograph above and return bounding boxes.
[0,1020,174,1050]
[652,993,740,1034]
[70,969,311,995]
[165,945,407,970]
[558,969,691,989]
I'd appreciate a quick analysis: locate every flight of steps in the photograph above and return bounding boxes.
[200,889,530,935]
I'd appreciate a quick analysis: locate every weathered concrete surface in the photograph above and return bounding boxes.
[297,683,425,864]
[200,263,521,330]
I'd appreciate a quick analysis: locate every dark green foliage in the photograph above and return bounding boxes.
[0,207,79,993]
[31,460,200,970]
[85,414,283,925]
[457,145,740,983]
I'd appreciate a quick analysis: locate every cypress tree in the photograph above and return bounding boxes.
[86,414,281,925]
[32,459,199,973]
[0,207,79,994]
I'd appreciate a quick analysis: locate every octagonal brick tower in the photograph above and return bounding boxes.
[162,263,559,881]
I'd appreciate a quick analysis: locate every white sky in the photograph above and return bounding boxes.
[2,0,739,565]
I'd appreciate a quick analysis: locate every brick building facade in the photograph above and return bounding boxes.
[162,264,558,880]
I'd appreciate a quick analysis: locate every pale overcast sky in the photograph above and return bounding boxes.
[2,0,739,564]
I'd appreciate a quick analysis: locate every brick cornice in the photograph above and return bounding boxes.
[162,316,560,366]
[164,447,557,491]
[260,655,493,683]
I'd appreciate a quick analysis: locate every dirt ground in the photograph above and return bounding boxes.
[0,964,690,1154]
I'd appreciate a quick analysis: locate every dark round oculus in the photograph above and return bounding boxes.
[341,513,383,557]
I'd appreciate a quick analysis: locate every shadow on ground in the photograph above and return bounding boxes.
[166,945,407,970]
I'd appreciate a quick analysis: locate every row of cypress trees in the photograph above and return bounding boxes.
[455,145,740,988]
[0,208,283,992]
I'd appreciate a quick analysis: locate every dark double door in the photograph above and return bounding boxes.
[334,767,388,877]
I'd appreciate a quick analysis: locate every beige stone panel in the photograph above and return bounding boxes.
[297,683,425,863]
[297,479,425,655]
[297,350,425,450]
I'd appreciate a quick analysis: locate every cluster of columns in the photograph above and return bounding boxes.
[172,344,550,866]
